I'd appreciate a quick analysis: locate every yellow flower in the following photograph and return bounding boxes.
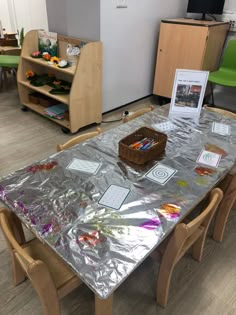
[50,56,60,64]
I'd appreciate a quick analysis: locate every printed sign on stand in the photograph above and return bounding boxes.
[169,69,209,119]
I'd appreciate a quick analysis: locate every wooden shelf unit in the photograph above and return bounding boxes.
[153,19,229,98]
[17,30,102,133]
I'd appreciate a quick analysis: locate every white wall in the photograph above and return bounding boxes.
[224,0,236,11]
[45,0,67,35]
[101,0,188,112]
[0,0,48,34]
[14,0,48,34]
[45,0,188,112]
[0,0,14,31]
[66,1,100,40]
[46,0,100,40]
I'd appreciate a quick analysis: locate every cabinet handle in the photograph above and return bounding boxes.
[160,49,163,52]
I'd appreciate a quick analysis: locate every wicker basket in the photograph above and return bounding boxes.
[28,92,40,104]
[119,127,167,165]
[39,95,59,107]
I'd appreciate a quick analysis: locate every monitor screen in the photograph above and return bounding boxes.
[187,0,225,15]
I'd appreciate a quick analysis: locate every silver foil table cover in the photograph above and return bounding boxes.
[0,106,236,299]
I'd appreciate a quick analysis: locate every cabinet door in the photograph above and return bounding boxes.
[153,23,208,98]
[202,24,229,71]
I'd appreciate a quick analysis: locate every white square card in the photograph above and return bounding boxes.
[67,158,102,175]
[145,163,177,186]
[196,150,221,168]
[98,185,130,210]
[212,122,231,136]
[153,121,176,132]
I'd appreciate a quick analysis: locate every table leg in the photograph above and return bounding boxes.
[95,294,113,315]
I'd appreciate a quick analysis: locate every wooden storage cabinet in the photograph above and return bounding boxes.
[153,19,229,98]
[17,30,102,133]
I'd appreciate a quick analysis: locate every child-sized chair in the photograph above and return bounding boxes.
[156,188,223,307]
[0,208,82,315]
[122,105,154,123]
[0,48,21,89]
[208,39,236,106]
[204,106,236,242]
[57,127,102,152]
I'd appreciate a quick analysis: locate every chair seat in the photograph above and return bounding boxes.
[0,55,20,67]
[208,68,236,87]
[21,238,81,296]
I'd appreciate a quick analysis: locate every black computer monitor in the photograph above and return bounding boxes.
[187,0,225,20]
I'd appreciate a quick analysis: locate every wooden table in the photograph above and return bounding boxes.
[0,106,236,314]
[0,46,21,54]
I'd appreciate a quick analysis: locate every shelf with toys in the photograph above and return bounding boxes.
[22,56,77,75]
[17,30,102,133]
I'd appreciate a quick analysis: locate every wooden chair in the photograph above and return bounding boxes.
[0,48,21,89]
[204,105,236,119]
[208,39,236,106]
[0,208,81,315]
[122,105,154,123]
[212,170,236,242]
[204,105,236,242]
[57,127,102,152]
[156,188,223,307]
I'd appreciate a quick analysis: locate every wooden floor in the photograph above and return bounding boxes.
[0,82,236,315]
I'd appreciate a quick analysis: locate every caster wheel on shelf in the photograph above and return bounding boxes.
[203,95,212,106]
[21,106,28,112]
[162,97,171,105]
[61,127,70,134]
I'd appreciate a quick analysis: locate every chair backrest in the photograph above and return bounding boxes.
[204,106,236,119]
[0,209,33,272]
[156,188,223,307]
[57,127,102,152]
[170,188,223,264]
[123,105,154,123]
[221,40,236,70]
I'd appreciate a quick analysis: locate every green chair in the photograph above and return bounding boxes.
[208,39,236,106]
[0,54,20,89]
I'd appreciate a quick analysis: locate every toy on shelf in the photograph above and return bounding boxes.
[31,51,42,58]
[66,44,80,65]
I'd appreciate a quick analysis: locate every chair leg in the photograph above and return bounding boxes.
[95,294,113,315]
[156,255,176,307]
[4,211,27,285]
[0,67,3,89]
[3,67,8,88]
[191,231,206,262]
[11,252,27,285]
[210,83,215,106]
[11,212,26,245]
[213,208,230,242]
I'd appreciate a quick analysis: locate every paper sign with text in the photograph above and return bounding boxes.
[169,69,209,118]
